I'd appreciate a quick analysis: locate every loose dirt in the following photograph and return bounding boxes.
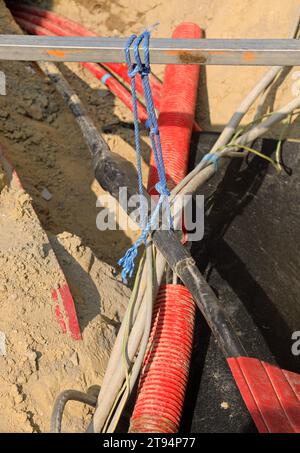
[0,152,129,432]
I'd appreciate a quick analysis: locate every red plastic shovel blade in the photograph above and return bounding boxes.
[227,357,300,433]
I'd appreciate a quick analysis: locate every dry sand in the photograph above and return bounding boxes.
[0,155,129,432]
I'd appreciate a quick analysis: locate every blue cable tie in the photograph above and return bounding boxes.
[201,153,220,172]
[101,73,111,84]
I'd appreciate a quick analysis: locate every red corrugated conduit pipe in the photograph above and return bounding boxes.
[148,23,203,194]
[8,2,161,112]
[11,14,149,125]
[9,3,201,132]
[129,23,202,433]
[130,285,196,433]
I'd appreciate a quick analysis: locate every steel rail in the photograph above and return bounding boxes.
[0,36,300,65]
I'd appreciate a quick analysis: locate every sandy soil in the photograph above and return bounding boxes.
[0,0,299,432]
[0,151,129,432]
[0,156,129,432]
[0,1,131,432]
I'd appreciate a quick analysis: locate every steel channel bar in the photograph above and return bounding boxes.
[0,36,300,65]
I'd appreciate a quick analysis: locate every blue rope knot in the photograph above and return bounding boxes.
[118,29,173,283]
[140,65,150,77]
[128,64,139,79]
[149,125,159,136]
[145,119,156,132]
[155,181,170,197]
[133,32,150,71]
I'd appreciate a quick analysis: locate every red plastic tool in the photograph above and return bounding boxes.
[228,357,300,433]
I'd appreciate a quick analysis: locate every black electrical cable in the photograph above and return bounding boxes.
[50,390,98,433]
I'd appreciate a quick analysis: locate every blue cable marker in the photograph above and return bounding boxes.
[118,30,172,283]
[100,72,111,84]
[200,153,220,172]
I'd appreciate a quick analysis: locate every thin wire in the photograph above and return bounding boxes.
[275,113,293,171]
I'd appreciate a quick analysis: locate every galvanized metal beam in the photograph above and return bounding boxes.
[0,36,300,65]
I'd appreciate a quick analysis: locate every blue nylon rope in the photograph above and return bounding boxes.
[118,30,172,283]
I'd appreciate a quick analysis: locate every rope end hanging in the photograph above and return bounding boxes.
[145,22,160,33]
[118,245,139,284]
[119,229,148,283]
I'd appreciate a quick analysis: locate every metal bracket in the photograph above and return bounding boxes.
[0,36,300,65]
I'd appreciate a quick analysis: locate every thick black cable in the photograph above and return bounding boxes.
[50,390,98,433]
